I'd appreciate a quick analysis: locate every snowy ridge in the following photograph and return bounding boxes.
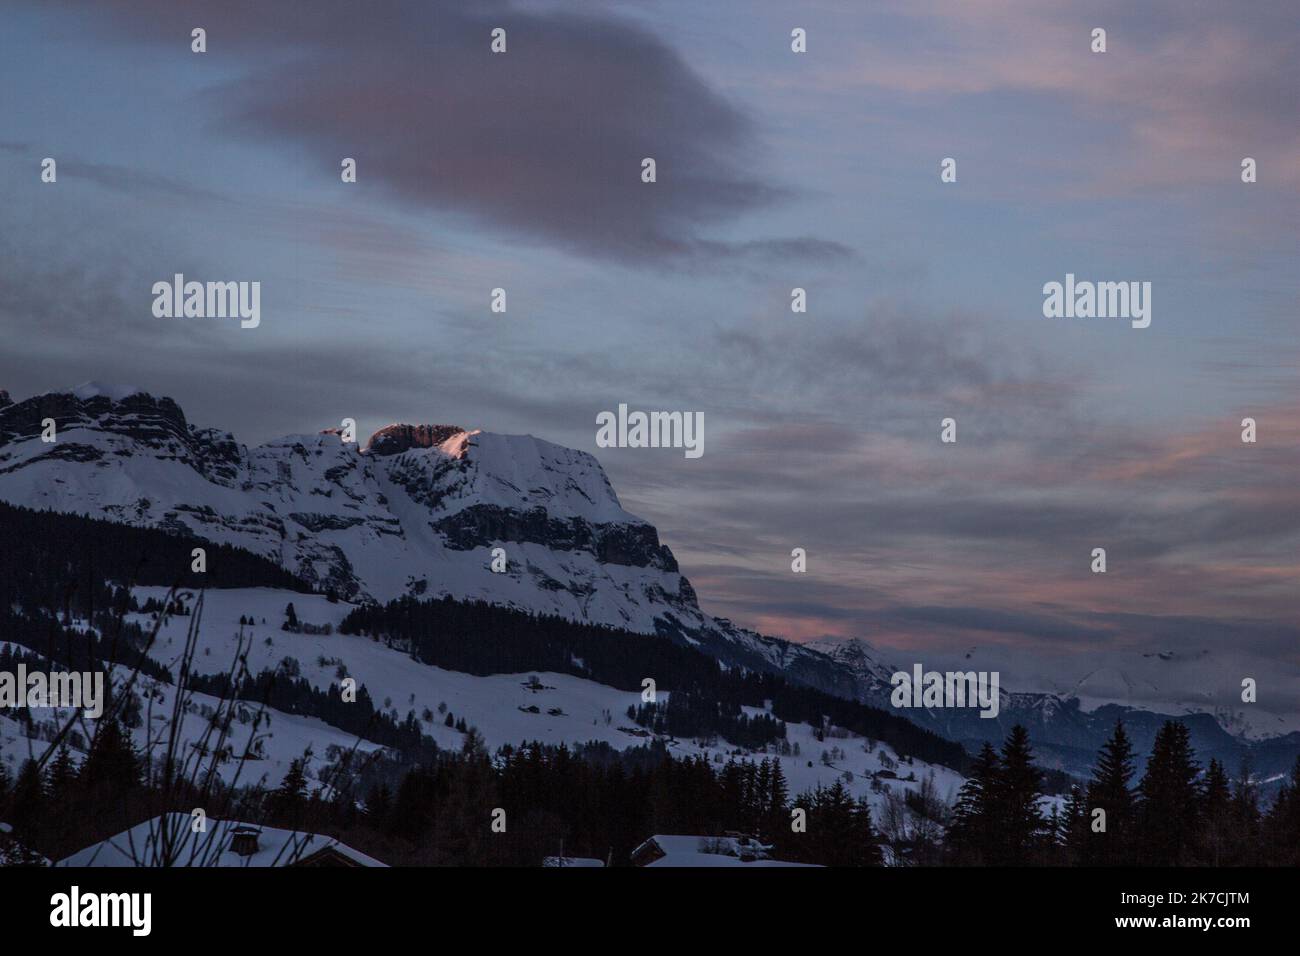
[0,386,704,636]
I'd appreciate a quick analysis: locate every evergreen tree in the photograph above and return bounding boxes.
[268,758,310,826]
[789,781,881,866]
[763,758,789,842]
[946,741,999,864]
[1059,784,1089,864]
[1227,759,1262,866]
[753,759,773,836]
[852,794,885,866]
[364,781,393,827]
[990,725,1045,865]
[79,718,140,792]
[1084,719,1136,865]
[1263,756,1300,865]
[1197,758,1232,866]
[45,748,77,803]
[1137,720,1200,865]
[9,758,45,831]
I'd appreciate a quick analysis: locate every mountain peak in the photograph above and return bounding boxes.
[365,423,469,457]
[67,381,147,402]
[807,635,881,657]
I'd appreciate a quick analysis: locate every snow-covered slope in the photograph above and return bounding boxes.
[0,586,967,822]
[142,587,967,816]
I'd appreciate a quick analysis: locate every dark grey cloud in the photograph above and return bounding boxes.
[710,310,1083,440]
[41,0,849,269]
[1076,611,1300,656]
[882,605,1116,644]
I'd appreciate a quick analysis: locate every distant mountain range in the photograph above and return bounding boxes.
[2,383,1295,781]
[810,636,1300,782]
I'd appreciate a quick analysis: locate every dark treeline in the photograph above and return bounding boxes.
[946,720,1300,866]
[186,668,439,762]
[0,728,881,866]
[0,501,308,619]
[0,609,172,685]
[0,502,418,758]
[0,501,304,688]
[1,716,165,862]
[631,693,787,750]
[6,711,1300,866]
[342,596,966,772]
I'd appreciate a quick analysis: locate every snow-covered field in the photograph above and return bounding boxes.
[0,645,385,793]
[3,585,968,814]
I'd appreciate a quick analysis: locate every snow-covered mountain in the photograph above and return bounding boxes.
[0,384,846,685]
[4,384,1292,782]
[806,637,899,695]
[806,634,1300,781]
[0,385,690,617]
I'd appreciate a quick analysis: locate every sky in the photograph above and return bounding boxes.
[1,0,1297,720]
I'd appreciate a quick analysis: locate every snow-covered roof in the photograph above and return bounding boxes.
[634,835,817,868]
[56,813,386,868]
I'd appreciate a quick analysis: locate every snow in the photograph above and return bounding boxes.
[648,854,815,867]
[636,835,818,868]
[0,627,386,793]
[0,389,706,637]
[0,579,967,867]
[68,381,144,402]
[444,431,633,524]
[115,587,967,816]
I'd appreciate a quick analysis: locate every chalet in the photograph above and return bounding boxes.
[56,813,386,868]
